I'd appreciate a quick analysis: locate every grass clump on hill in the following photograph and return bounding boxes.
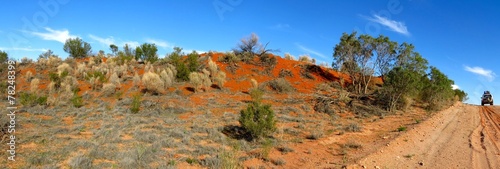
[141,71,164,94]
[130,94,142,113]
[19,92,47,107]
[267,78,295,93]
[71,90,84,108]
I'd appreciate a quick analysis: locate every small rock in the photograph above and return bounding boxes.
[375,166,381,169]
[418,161,424,166]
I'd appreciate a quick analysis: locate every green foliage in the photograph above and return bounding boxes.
[63,37,92,58]
[115,51,134,65]
[123,44,134,58]
[135,43,158,63]
[19,92,47,106]
[420,66,456,110]
[49,71,68,90]
[176,62,190,81]
[379,67,423,112]
[109,44,118,55]
[397,126,407,132]
[135,46,143,61]
[85,71,107,83]
[239,92,276,140]
[0,50,8,63]
[454,89,468,102]
[131,94,141,113]
[38,49,58,59]
[187,51,200,72]
[166,47,190,81]
[71,91,84,108]
[330,31,464,111]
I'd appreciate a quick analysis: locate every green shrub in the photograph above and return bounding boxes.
[187,51,200,72]
[71,91,84,108]
[85,71,107,83]
[186,158,197,165]
[19,92,47,106]
[397,126,407,132]
[239,100,276,140]
[131,94,142,113]
[218,52,240,64]
[49,71,68,89]
[176,62,190,81]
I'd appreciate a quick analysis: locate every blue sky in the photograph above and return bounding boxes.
[1,0,499,105]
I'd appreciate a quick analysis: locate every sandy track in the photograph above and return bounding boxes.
[350,103,500,169]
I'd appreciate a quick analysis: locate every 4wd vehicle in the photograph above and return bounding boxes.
[481,91,493,106]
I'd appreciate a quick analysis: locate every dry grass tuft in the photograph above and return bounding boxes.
[25,70,34,82]
[142,71,164,94]
[102,83,117,97]
[57,63,72,75]
[133,72,141,88]
[284,53,295,60]
[109,72,121,88]
[30,78,40,93]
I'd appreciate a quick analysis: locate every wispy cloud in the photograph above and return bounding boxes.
[295,43,327,59]
[0,47,47,52]
[122,41,140,48]
[269,23,291,32]
[145,38,173,49]
[89,34,116,46]
[464,66,496,81]
[88,34,140,48]
[27,27,77,43]
[451,84,460,90]
[365,14,410,36]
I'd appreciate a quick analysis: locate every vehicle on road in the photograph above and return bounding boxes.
[481,91,493,106]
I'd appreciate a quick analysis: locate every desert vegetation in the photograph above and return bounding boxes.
[0,32,468,169]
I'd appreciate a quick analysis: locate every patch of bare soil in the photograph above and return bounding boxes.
[350,103,500,169]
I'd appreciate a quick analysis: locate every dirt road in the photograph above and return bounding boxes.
[351,103,500,169]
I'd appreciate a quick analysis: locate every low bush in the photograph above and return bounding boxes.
[71,91,84,108]
[278,69,293,78]
[131,94,142,113]
[267,78,295,93]
[30,78,40,93]
[343,123,361,132]
[218,51,240,64]
[19,92,47,107]
[101,83,117,97]
[239,95,276,140]
[141,72,164,94]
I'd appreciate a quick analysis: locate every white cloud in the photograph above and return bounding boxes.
[27,27,77,43]
[121,41,140,48]
[145,38,172,49]
[89,34,116,46]
[464,66,496,81]
[451,84,460,90]
[0,47,47,52]
[269,23,291,31]
[88,34,140,48]
[295,43,327,59]
[366,14,410,36]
